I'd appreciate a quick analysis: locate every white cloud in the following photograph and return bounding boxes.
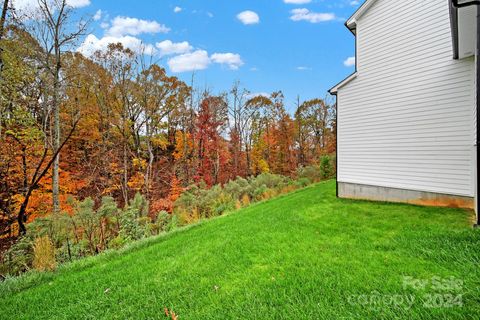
[290,8,336,23]
[167,50,244,73]
[237,10,260,25]
[284,0,312,4]
[156,40,192,57]
[168,50,211,73]
[66,0,90,7]
[93,9,102,21]
[211,53,244,70]
[106,16,170,37]
[343,56,356,67]
[296,66,311,71]
[350,1,360,5]
[174,6,182,13]
[77,34,156,57]
[247,92,270,99]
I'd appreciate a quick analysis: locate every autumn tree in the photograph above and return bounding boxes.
[136,62,190,198]
[195,95,229,186]
[92,44,138,205]
[295,97,336,161]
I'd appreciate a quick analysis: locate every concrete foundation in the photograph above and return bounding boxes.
[338,182,475,210]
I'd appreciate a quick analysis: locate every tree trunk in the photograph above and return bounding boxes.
[0,0,9,138]
[52,34,61,214]
[122,141,129,204]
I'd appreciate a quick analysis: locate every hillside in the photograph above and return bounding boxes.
[1,181,479,319]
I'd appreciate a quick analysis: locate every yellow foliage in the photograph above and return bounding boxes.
[280,185,297,195]
[127,172,145,191]
[151,135,168,150]
[179,207,200,225]
[257,159,270,174]
[241,194,251,207]
[261,189,277,201]
[132,158,147,170]
[235,200,242,210]
[33,236,56,272]
[173,131,193,161]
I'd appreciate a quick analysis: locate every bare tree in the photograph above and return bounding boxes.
[32,0,88,213]
[226,82,253,177]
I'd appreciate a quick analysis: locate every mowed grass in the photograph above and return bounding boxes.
[1,181,479,319]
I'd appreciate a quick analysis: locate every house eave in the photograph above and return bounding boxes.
[346,0,377,31]
[328,72,357,95]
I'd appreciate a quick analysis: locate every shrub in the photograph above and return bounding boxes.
[261,188,277,201]
[224,177,251,200]
[235,199,242,210]
[177,207,200,225]
[153,211,174,234]
[75,197,100,254]
[109,235,128,250]
[297,165,321,183]
[211,191,235,217]
[56,240,83,263]
[320,155,334,179]
[250,173,288,190]
[1,237,33,276]
[252,185,268,201]
[280,185,297,195]
[32,236,56,272]
[295,177,311,188]
[240,194,250,207]
[118,193,150,241]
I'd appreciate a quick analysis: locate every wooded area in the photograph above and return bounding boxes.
[0,0,336,275]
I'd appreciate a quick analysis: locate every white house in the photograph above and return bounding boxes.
[329,0,479,224]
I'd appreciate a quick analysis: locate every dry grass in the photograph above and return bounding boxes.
[32,236,56,272]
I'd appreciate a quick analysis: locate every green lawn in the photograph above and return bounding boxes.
[1,180,479,319]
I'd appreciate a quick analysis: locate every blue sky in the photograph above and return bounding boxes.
[19,0,362,112]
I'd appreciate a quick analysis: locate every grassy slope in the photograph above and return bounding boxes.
[0,181,479,319]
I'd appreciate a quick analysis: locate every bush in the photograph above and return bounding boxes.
[153,211,173,234]
[295,177,311,188]
[120,193,149,241]
[1,237,33,276]
[250,173,289,190]
[224,177,251,200]
[297,165,321,183]
[174,184,236,221]
[109,235,128,250]
[240,194,251,207]
[320,155,334,179]
[252,185,268,201]
[32,236,56,272]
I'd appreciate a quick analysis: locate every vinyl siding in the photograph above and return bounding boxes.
[337,0,475,197]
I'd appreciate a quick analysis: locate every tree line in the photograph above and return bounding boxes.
[0,0,336,256]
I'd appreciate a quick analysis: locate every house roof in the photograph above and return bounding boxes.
[328,72,357,95]
[345,0,378,33]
